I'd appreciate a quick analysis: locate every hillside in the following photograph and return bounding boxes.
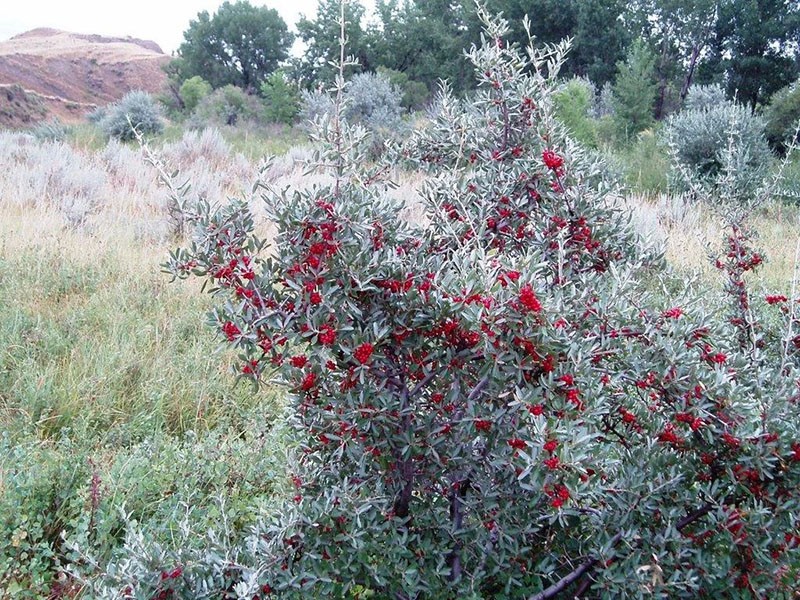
[0,28,170,127]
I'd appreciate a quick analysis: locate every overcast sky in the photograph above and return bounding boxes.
[0,0,373,55]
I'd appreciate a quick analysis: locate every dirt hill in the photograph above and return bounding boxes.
[0,28,170,127]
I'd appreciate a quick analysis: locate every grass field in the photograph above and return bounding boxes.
[1,122,798,596]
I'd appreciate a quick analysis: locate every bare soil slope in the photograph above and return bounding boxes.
[0,28,169,127]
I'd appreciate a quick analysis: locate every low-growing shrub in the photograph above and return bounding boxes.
[99,91,164,142]
[31,118,70,142]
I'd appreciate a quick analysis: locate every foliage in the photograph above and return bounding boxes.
[189,85,262,128]
[299,72,405,151]
[152,8,800,599]
[552,77,597,147]
[99,91,164,142]
[377,66,430,111]
[31,119,70,142]
[764,79,800,155]
[343,71,404,133]
[371,0,475,93]
[298,88,335,129]
[627,0,719,113]
[175,0,293,90]
[664,95,773,202]
[684,83,727,112]
[260,71,301,125]
[705,0,800,108]
[615,128,670,195]
[295,0,370,84]
[179,76,212,114]
[612,39,657,141]
[473,0,629,87]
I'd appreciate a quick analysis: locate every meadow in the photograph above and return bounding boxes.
[1,117,799,597]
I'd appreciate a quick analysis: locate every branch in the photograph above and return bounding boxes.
[467,375,490,403]
[530,502,716,600]
[529,532,623,600]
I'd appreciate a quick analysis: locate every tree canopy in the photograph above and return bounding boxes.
[176,0,293,91]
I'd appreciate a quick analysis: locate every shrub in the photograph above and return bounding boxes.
[663,96,773,202]
[298,87,335,127]
[685,83,727,112]
[260,71,300,125]
[140,8,800,600]
[764,79,800,155]
[189,85,262,127]
[0,436,89,596]
[179,75,212,113]
[31,118,69,142]
[615,128,671,195]
[99,91,164,141]
[553,76,597,147]
[377,66,430,111]
[343,71,404,134]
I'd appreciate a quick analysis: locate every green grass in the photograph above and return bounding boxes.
[0,243,271,441]
[0,224,289,595]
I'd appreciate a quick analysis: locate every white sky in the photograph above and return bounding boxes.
[0,0,372,55]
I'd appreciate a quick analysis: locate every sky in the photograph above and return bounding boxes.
[0,0,370,55]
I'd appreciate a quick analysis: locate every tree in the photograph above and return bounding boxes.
[295,0,371,84]
[260,71,300,125]
[176,1,293,91]
[368,0,476,93]
[571,0,631,86]
[707,0,800,108]
[763,79,800,154]
[627,0,720,117]
[612,39,658,140]
[465,0,628,87]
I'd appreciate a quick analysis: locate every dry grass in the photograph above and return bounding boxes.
[626,192,800,293]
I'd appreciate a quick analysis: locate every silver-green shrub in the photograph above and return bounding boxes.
[100,91,164,142]
[684,84,727,112]
[664,94,773,201]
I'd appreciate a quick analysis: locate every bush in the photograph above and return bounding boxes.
[298,87,335,127]
[664,96,773,202]
[684,83,727,112]
[377,66,430,111]
[615,128,671,195]
[764,79,800,155]
[343,71,404,134]
[179,76,212,113]
[153,9,800,599]
[299,72,405,154]
[260,71,300,125]
[99,91,164,141]
[189,85,262,127]
[553,77,598,147]
[31,118,69,142]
